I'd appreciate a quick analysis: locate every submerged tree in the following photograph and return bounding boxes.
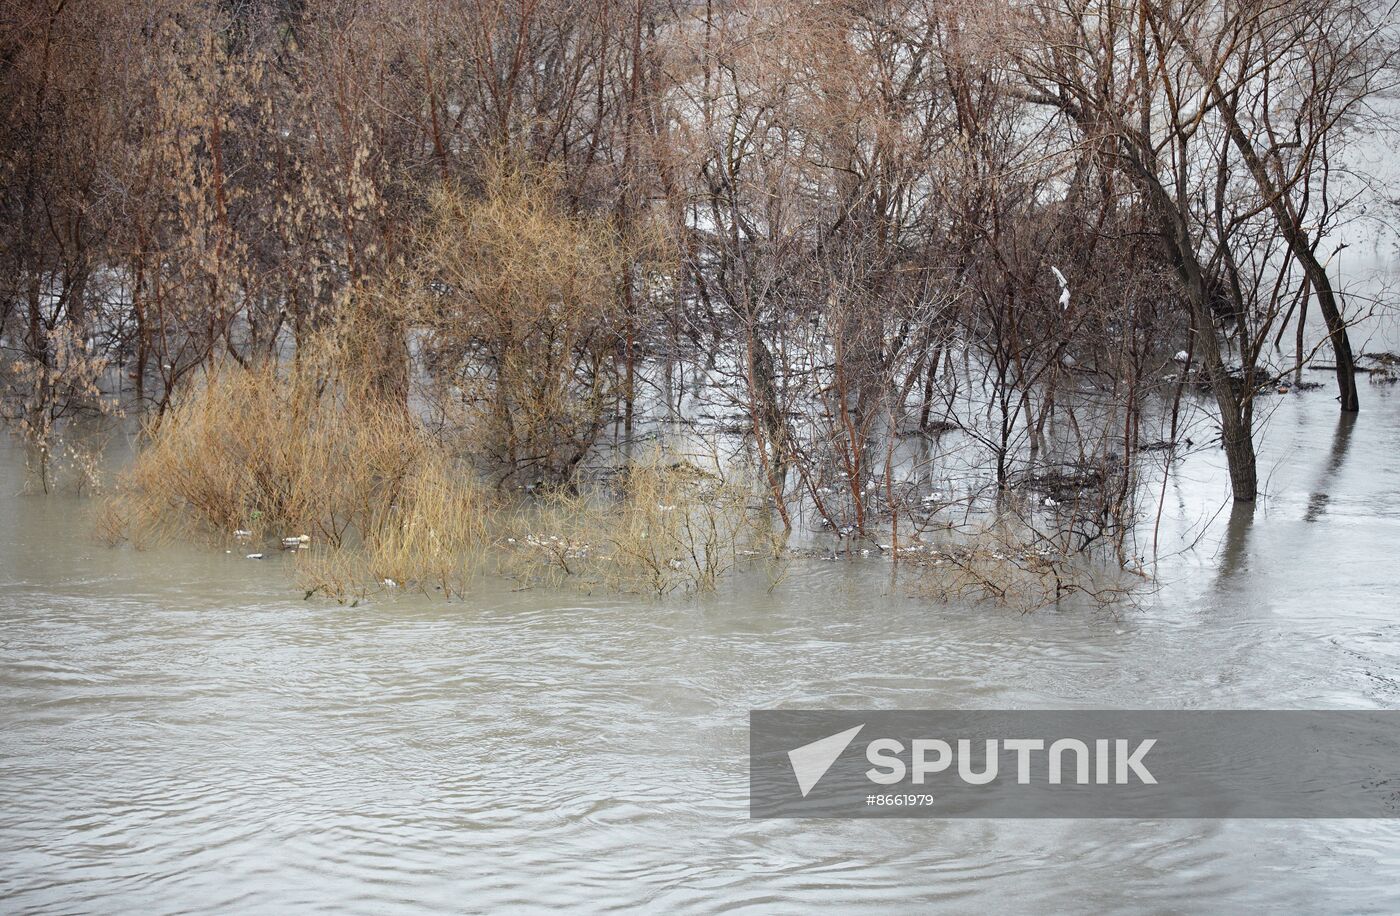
[2,0,1394,523]
[1004,0,1391,501]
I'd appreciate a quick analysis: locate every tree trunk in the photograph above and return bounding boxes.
[1171,28,1359,412]
[1129,152,1258,501]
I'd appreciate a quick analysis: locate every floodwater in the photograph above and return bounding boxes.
[3,383,1400,913]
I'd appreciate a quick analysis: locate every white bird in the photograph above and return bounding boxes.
[1051,266,1070,310]
[383,578,398,588]
[245,553,264,560]
[1173,350,1189,362]
[1043,497,1059,508]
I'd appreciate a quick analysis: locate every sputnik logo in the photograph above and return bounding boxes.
[787,724,864,797]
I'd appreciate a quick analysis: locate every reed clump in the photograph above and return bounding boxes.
[97,356,492,599]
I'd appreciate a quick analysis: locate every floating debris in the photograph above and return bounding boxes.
[245,553,264,560]
[1025,465,1104,501]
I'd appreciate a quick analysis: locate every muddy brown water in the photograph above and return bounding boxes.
[3,383,1400,912]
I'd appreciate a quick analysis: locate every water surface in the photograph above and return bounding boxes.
[3,386,1400,912]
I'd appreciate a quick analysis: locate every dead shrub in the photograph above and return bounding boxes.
[503,449,783,595]
[415,156,628,485]
[914,515,1143,613]
[3,323,121,494]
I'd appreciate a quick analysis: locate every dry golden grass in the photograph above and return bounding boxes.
[295,453,492,601]
[98,353,492,600]
[95,320,782,600]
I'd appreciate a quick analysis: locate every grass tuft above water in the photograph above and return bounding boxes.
[95,351,783,601]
